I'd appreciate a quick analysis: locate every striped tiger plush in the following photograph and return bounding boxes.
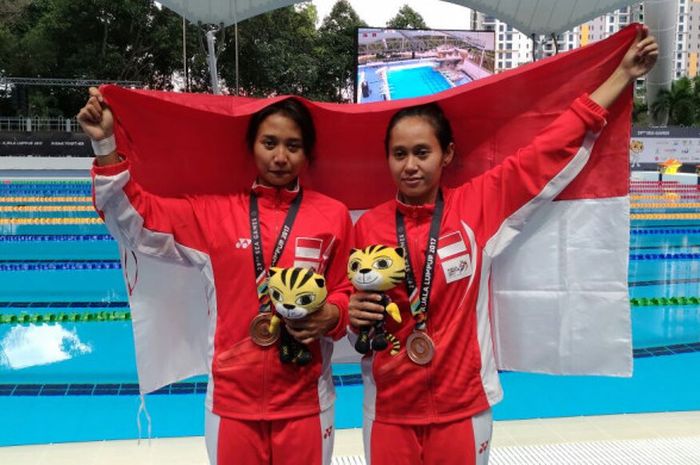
[268,267,328,366]
[348,245,406,355]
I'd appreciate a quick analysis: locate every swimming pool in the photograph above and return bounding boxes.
[386,64,453,100]
[357,61,466,103]
[1,178,699,446]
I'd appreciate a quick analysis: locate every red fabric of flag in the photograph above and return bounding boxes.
[102,25,637,210]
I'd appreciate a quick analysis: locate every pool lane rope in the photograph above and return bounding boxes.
[0,218,103,225]
[631,190,700,194]
[632,194,700,200]
[0,206,96,212]
[0,260,120,271]
[3,214,697,224]
[0,196,92,203]
[631,228,700,235]
[0,310,131,325]
[0,190,91,196]
[630,203,700,209]
[631,213,700,220]
[0,234,113,242]
[4,253,690,272]
[630,296,700,307]
[630,253,700,260]
[1,298,697,324]
[1,180,89,184]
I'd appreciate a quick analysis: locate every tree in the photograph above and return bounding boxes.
[1,0,186,116]
[218,3,320,97]
[632,97,648,126]
[386,4,427,29]
[315,0,367,101]
[651,77,695,126]
[0,0,31,23]
[215,1,367,101]
[0,0,372,114]
[691,75,700,123]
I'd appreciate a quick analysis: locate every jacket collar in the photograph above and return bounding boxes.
[251,178,301,204]
[394,192,437,220]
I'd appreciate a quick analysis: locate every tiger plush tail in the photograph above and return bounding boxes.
[386,333,400,356]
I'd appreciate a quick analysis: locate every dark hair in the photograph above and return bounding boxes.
[246,98,316,160]
[384,103,454,155]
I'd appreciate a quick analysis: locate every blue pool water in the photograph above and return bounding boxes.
[1,179,700,446]
[386,65,452,100]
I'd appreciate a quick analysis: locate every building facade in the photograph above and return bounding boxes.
[467,2,695,81]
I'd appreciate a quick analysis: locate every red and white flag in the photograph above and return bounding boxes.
[294,237,323,271]
[438,231,472,284]
[101,25,639,392]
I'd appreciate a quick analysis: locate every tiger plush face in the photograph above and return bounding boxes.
[268,267,328,320]
[348,245,406,292]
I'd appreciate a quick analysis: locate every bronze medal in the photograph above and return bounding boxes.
[249,313,279,346]
[406,331,435,365]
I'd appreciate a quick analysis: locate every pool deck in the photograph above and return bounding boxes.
[1,411,699,464]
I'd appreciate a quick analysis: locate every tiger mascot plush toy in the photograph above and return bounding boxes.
[267,267,327,366]
[347,245,406,355]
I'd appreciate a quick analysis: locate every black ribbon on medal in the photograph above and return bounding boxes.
[396,190,444,365]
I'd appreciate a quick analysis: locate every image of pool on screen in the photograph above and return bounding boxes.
[355,27,495,103]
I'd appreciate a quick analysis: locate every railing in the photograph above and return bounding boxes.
[0,76,141,87]
[0,117,82,133]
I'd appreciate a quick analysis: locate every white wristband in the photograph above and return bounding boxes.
[91,134,117,157]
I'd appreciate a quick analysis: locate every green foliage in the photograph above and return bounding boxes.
[386,4,427,29]
[203,0,366,101]
[632,97,648,125]
[1,0,185,116]
[651,77,696,126]
[314,0,367,101]
[0,0,399,116]
[219,3,320,97]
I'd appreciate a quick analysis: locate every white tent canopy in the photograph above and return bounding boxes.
[158,0,298,27]
[443,0,645,36]
[160,0,644,36]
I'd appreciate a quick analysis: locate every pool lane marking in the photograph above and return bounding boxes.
[629,278,700,287]
[0,234,113,242]
[0,259,120,271]
[632,195,700,200]
[0,206,95,212]
[629,244,700,251]
[0,196,92,203]
[631,214,700,220]
[630,203,700,208]
[0,218,103,224]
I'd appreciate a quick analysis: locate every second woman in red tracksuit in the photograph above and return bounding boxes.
[349,29,658,465]
[78,94,352,465]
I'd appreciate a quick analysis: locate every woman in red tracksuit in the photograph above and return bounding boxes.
[77,92,352,465]
[348,29,658,465]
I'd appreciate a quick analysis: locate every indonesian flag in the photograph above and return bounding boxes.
[437,231,472,284]
[294,237,324,271]
[102,25,637,392]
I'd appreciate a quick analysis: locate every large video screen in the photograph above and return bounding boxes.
[355,27,495,103]
[630,126,700,172]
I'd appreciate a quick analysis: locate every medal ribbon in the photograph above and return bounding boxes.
[249,188,303,313]
[395,190,444,331]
